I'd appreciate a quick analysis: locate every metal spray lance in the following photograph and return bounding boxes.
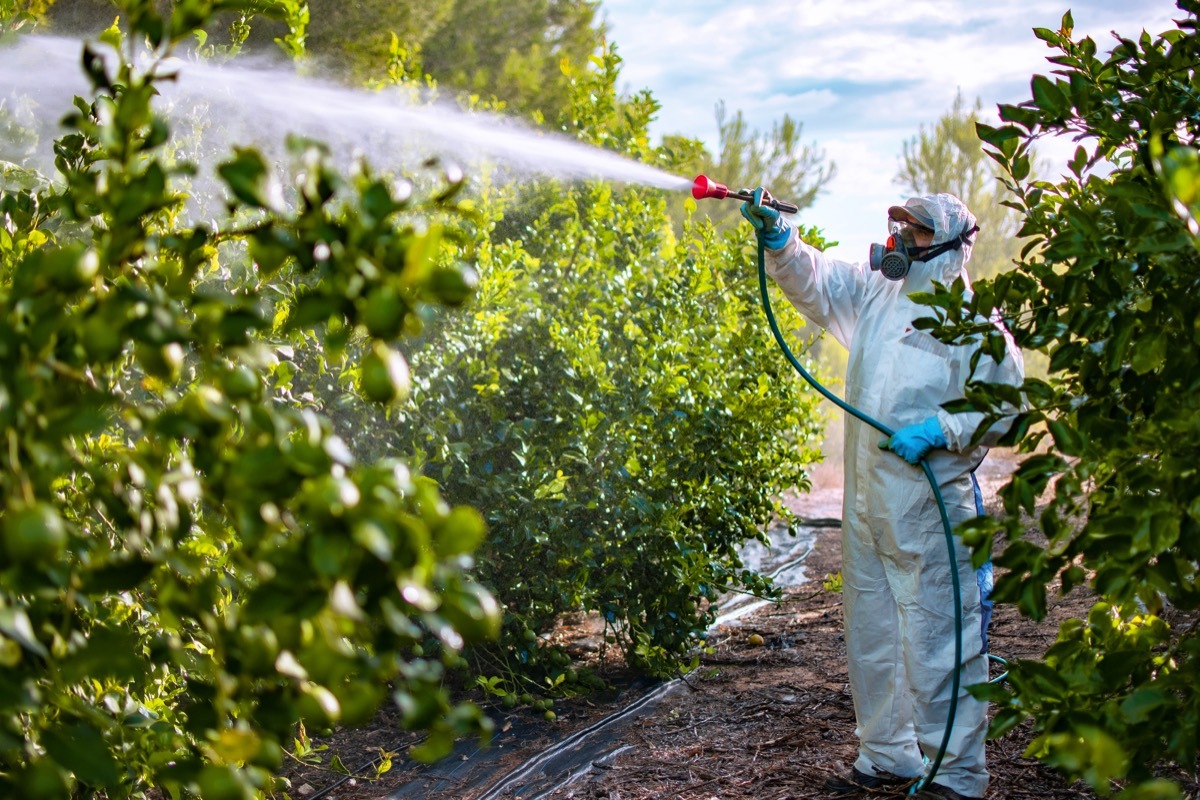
[690,175,800,214]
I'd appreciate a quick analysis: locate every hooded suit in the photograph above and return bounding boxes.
[764,194,1024,797]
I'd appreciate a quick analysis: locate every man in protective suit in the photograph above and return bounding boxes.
[741,191,1024,800]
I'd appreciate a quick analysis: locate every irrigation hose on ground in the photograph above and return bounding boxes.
[752,233,962,794]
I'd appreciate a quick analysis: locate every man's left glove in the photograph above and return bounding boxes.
[880,416,947,465]
[739,187,791,249]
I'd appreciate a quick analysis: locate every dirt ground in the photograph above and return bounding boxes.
[273,452,1200,800]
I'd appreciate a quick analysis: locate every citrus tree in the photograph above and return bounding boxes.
[290,47,830,683]
[0,2,500,797]
[921,6,1200,797]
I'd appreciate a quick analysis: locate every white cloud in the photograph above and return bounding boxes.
[601,0,1181,262]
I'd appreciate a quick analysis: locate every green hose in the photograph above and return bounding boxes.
[754,235,961,793]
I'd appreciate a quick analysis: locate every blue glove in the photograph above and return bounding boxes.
[880,416,947,465]
[739,187,791,249]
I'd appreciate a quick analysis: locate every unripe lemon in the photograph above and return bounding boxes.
[429,264,478,307]
[249,739,284,771]
[221,364,260,400]
[81,315,123,362]
[136,341,184,381]
[3,503,67,565]
[195,766,253,800]
[358,343,410,404]
[361,285,407,339]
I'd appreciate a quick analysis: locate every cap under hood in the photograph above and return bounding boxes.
[895,193,978,285]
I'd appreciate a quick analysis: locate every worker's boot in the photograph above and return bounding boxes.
[823,766,913,796]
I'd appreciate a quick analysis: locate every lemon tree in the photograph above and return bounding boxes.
[921,8,1200,797]
[0,2,498,797]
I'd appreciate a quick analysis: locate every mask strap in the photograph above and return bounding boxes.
[911,223,979,262]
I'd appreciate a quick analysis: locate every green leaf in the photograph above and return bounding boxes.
[433,507,487,557]
[1030,75,1069,117]
[0,606,47,657]
[1130,331,1166,375]
[1046,419,1084,456]
[1033,27,1061,45]
[44,725,121,788]
[217,148,278,210]
[1121,687,1171,724]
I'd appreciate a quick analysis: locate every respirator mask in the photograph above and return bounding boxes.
[868,219,980,281]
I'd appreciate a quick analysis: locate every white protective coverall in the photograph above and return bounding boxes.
[763,193,1024,797]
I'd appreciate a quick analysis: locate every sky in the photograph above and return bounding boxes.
[598,0,1183,261]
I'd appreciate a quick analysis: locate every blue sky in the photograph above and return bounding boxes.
[599,0,1182,261]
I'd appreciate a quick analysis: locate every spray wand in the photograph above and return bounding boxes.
[692,175,967,795]
[691,175,799,214]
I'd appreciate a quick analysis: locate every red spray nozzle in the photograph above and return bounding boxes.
[691,174,799,214]
[692,174,731,201]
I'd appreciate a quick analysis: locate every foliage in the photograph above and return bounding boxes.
[303,0,454,80]
[0,3,501,797]
[896,90,1024,282]
[37,0,605,122]
[421,0,604,123]
[3,4,833,797]
[922,6,1200,796]
[284,44,829,683]
[395,184,826,679]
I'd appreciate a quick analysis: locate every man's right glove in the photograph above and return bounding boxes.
[880,416,947,465]
[739,187,791,249]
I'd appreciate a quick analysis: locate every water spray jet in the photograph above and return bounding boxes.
[0,36,694,195]
[691,175,799,214]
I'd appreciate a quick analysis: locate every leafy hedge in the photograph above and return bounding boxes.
[0,5,498,798]
[923,7,1200,797]
[294,49,831,683]
[396,182,825,678]
[0,3,832,798]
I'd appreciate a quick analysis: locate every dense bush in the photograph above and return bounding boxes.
[398,183,826,679]
[0,3,499,797]
[924,7,1200,796]
[1,2,833,797]
[292,50,831,682]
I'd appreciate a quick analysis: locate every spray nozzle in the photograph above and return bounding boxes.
[691,175,799,215]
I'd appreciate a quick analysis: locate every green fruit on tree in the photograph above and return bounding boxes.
[294,683,341,728]
[336,680,385,726]
[221,364,260,400]
[196,766,254,800]
[361,285,407,339]
[81,315,123,362]
[249,739,284,772]
[429,264,478,306]
[235,626,280,676]
[439,582,501,642]
[3,502,67,566]
[358,342,410,404]
[135,341,184,381]
[15,760,72,800]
